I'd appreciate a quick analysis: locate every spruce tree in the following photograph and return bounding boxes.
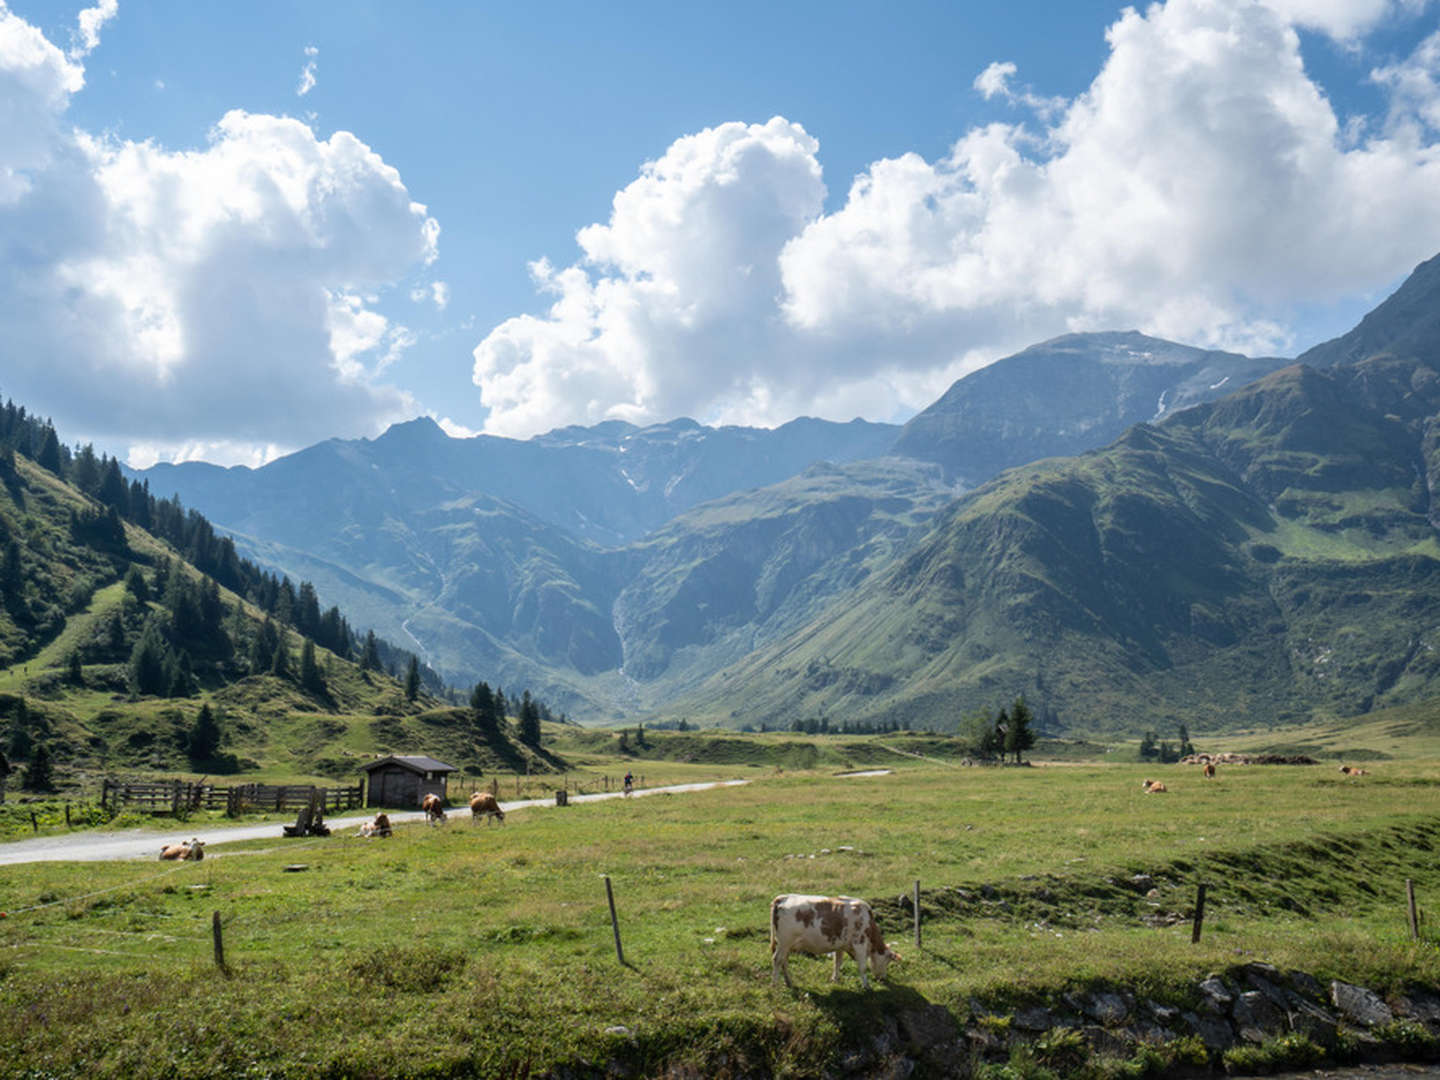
[188,703,222,763]
[1005,697,1036,764]
[97,457,128,513]
[404,656,421,702]
[7,699,32,761]
[67,651,83,685]
[23,742,54,792]
[470,681,497,734]
[128,619,170,696]
[124,564,150,604]
[360,630,381,672]
[36,426,61,474]
[518,690,541,746]
[1,538,21,599]
[300,638,325,695]
[270,635,291,680]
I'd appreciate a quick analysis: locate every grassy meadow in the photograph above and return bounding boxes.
[2,748,1439,1077]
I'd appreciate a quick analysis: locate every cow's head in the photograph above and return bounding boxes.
[869,945,900,981]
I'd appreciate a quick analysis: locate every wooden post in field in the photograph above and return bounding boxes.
[913,879,922,949]
[64,804,71,828]
[1407,879,1420,939]
[30,811,38,834]
[603,875,625,965]
[212,911,227,973]
[1191,883,1207,943]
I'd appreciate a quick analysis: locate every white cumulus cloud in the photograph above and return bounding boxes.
[472,117,827,437]
[474,0,1440,439]
[0,8,439,466]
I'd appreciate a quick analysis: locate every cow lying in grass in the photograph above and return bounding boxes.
[159,838,205,861]
[359,813,392,838]
[1339,765,1370,777]
[1142,778,1168,793]
[469,792,505,825]
[770,894,899,990]
[422,793,446,824]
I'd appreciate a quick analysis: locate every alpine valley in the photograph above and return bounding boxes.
[132,253,1440,734]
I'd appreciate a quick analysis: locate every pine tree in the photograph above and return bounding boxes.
[124,564,150,604]
[71,443,100,494]
[106,610,125,657]
[250,617,277,674]
[35,426,61,474]
[188,703,222,763]
[360,630,381,672]
[1177,723,1195,758]
[1005,696,1036,764]
[129,619,170,696]
[518,690,541,746]
[166,649,195,697]
[470,681,497,734]
[7,699,32,761]
[67,651,83,685]
[23,742,54,792]
[1,538,21,599]
[300,638,325,695]
[1139,731,1159,761]
[270,635,291,680]
[404,656,421,702]
[97,457,128,514]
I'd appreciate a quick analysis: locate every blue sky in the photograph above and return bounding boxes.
[4,1,1440,465]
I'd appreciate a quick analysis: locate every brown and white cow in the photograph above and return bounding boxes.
[469,791,505,825]
[159,838,205,861]
[422,793,446,824]
[1142,778,1168,793]
[1339,765,1370,777]
[769,894,899,990]
[1202,763,1216,779]
[359,812,392,838]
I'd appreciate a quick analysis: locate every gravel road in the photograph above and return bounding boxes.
[0,779,750,866]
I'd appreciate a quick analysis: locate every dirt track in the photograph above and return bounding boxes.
[0,779,751,866]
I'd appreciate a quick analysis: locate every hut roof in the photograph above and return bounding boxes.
[362,755,459,775]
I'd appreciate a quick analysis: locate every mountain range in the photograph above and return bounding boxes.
[134,252,1440,732]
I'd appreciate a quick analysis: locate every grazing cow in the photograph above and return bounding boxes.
[469,791,505,825]
[159,838,205,861]
[359,812,392,838]
[1142,779,1168,793]
[769,894,899,990]
[1202,763,1216,779]
[422,793,446,824]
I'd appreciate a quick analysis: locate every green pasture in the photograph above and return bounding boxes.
[2,757,1439,1077]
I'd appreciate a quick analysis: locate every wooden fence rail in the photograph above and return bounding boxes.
[101,779,364,816]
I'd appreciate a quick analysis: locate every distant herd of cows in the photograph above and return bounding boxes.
[147,762,1378,989]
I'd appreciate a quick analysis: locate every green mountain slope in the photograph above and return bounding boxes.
[0,437,549,785]
[668,353,1440,734]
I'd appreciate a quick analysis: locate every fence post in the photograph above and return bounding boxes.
[65,804,71,828]
[1407,879,1420,940]
[913,879,922,949]
[1191,883,1208,944]
[604,875,625,965]
[212,911,227,973]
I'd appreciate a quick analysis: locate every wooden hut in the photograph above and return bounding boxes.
[363,755,458,808]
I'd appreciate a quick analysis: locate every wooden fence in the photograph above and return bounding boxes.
[101,778,364,816]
